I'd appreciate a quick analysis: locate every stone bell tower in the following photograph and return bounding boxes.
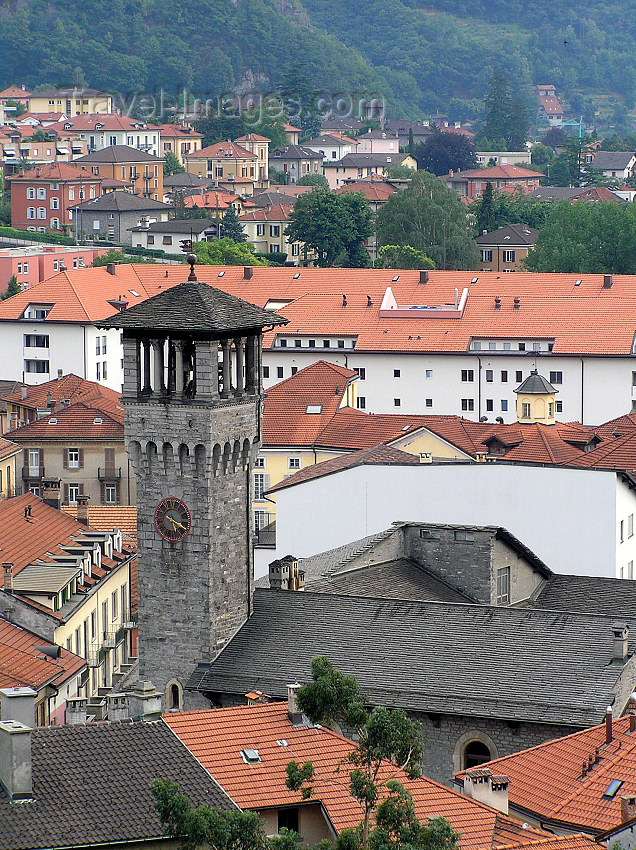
[99,269,286,709]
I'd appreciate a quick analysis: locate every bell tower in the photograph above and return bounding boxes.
[100,270,286,708]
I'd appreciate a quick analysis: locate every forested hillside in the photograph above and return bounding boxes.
[0,0,633,120]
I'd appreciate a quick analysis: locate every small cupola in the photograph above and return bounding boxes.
[514,370,558,425]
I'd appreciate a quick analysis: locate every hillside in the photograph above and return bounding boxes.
[0,0,634,121]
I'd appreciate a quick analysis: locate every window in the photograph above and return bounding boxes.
[37,187,46,199]
[503,342,511,351]
[515,371,523,382]
[485,369,493,382]
[111,590,118,621]
[486,399,494,411]
[96,363,101,380]
[480,249,493,262]
[263,366,269,379]
[357,396,366,409]
[549,371,563,385]
[463,740,492,769]
[276,366,283,379]
[355,367,366,380]
[27,207,36,219]
[96,336,101,355]
[394,369,401,378]
[501,370,508,382]
[50,197,59,209]
[426,369,433,379]
[621,520,625,543]
[291,366,298,375]
[394,398,401,407]
[256,223,264,236]
[503,249,516,263]
[533,342,541,351]
[68,483,80,504]
[278,808,299,834]
[147,235,155,245]
[288,458,301,469]
[461,370,474,382]
[522,402,531,418]
[308,339,316,348]
[254,473,267,501]
[269,225,280,237]
[101,599,108,634]
[548,402,554,417]
[496,566,510,604]
[24,334,49,348]
[501,399,508,411]
[254,457,266,468]
[322,339,330,348]
[27,187,36,199]
[24,359,49,373]
[632,371,636,387]
[279,339,287,348]
[518,342,526,351]
[629,514,634,538]
[337,340,345,348]
[630,561,634,580]
[92,219,100,231]
[90,610,96,642]
[162,235,172,245]
[104,484,117,504]
[68,187,75,200]
[37,207,46,219]
[454,530,475,542]
[294,339,302,348]
[461,399,474,411]
[556,400,563,413]
[67,448,80,469]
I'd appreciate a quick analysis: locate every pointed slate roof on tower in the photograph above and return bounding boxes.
[99,279,288,334]
[514,370,558,395]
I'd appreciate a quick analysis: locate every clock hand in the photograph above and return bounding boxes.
[167,515,186,531]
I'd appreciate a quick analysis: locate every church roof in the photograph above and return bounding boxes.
[515,370,558,395]
[189,588,630,727]
[99,279,287,334]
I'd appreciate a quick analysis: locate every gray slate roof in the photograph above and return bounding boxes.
[188,587,632,727]
[515,370,558,395]
[272,144,324,160]
[308,558,473,603]
[0,720,235,850]
[530,574,636,619]
[331,153,411,167]
[251,191,299,207]
[164,172,211,188]
[591,151,636,171]
[476,224,538,246]
[72,191,170,212]
[128,218,215,234]
[528,187,584,201]
[99,279,288,334]
[75,145,163,163]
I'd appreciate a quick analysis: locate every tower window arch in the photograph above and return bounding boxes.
[166,679,183,711]
[453,730,498,774]
[463,740,492,769]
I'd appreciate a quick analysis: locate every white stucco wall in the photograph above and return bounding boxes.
[272,463,627,578]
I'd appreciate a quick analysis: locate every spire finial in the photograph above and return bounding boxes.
[187,253,197,282]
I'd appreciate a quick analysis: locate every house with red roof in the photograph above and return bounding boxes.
[157,123,203,166]
[8,162,102,232]
[239,203,302,261]
[184,140,266,188]
[444,165,543,198]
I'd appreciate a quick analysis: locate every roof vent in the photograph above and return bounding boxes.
[392,275,400,282]
[293,272,301,279]
[240,748,261,764]
[471,277,479,284]
[575,279,582,286]
[367,295,373,307]
[93,417,103,424]
[513,296,521,309]
[494,296,501,309]
[218,271,225,277]
[306,404,322,414]
[48,417,58,424]
[342,294,347,307]
[603,274,613,289]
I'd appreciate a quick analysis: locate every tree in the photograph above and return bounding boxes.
[414,131,477,176]
[525,201,636,274]
[194,237,267,266]
[370,782,459,850]
[384,164,416,180]
[2,274,21,300]
[286,657,424,849]
[478,70,528,152]
[92,250,156,266]
[4,99,26,117]
[285,190,373,267]
[475,182,497,234]
[164,151,185,176]
[376,172,477,270]
[378,245,435,270]
[470,187,550,233]
[295,173,329,188]
[220,206,247,242]
[151,779,268,850]
[27,129,53,143]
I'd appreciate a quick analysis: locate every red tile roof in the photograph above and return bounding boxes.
[235,133,271,142]
[183,191,253,211]
[45,114,158,133]
[0,437,21,461]
[2,374,122,418]
[240,203,293,222]
[164,702,555,850]
[0,86,32,99]
[335,181,397,202]
[187,141,256,159]
[8,162,102,182]
[61,505,137,540]
[157,124,203,138]
[6,402,123,439]
[449,166,543,180]
[457,714,636,833]
[0,618,85,689]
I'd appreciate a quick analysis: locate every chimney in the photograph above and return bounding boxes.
[107,692,129,722]
[463,768,509,814]
[621,795,636,824]
[66,696,88,725]
[126,681,161,720]
[106,262,117,275]
[612,623,629,661]
[243,266,253,280]
[287,683,303,725]
[603,274,613,289]
[494,296,501,309]
[0,720,33,800]
[606,705,614,744]
[513,296,521,309]
[41,477,61,510]
[419,269,429,284]
[0,687,37,728]
[3,562,13,593]
[20,385,27,400]
[76,494,90,526]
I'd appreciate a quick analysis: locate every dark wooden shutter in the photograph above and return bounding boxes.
[64,483,69,503]
[105,448,115,471]
[78,448,84,469]
[62,449,68,469]
[100,482,105,504]
[23,449,29,474]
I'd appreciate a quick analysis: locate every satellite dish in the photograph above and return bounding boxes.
[34,645,61,659]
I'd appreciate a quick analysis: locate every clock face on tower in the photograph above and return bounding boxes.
[154,497,192,542]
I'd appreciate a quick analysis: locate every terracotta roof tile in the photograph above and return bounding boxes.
[7,403,123,439]
[165,702,555,850]
[0,618,85,689]
[1,374,121,412]
[187,140,256,159]
[8,162,101,182]
[61,505,137,539]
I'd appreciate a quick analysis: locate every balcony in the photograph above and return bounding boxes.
[98,466,122,481]
[103,630,116,648]
[22,465,45,481]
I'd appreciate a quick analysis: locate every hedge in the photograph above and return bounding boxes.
[0,226,76,245]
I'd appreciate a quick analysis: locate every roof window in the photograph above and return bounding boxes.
[93,417,103,424]
[306,405,322,414]
[240,748,261,764]
[603,779,624,799]
[129,289,140,297]
[48,417,58,424]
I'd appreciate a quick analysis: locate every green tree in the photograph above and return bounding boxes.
[370,782,459,850]
[478,70,528,152]
[27,129,53,142]
[151,779,268,850]
[4,99,26,117]
[278,63,323,141]
[530,143,553,173]
[384,165,416,180]
[414,131,477,176]
[194,237,267,266]
[2,274,21,300]
[295,173,329,188]
[285,190,373,267]
[376,172,477,270]
[475,182,497,234]
[470,188,550,233]
[286,657,424,849]
[164,151,185,176]
[378,245,435,269]
[92,250,156,266]
[525,201,636,274]
[193,116,247,148]
[220,206,247,242]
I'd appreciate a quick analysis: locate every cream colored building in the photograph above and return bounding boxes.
[28,88,113,116]
[0,437,20,499]
[239,203,303,262]
[235,133,270,184]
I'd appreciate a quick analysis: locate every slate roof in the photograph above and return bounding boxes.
[308,558,474,603]
[128,218,214,234]
[163,172,210,188]
[71,191,170,212]
[268,444,420,493]
[250,190,299,207]
[165,701,561,850]
[455,714,636,833]
[290,528,396,583]
[189,588,630,726]
[591,151,636,171]
[476,224,538,246]
[515,370,557,395]
[272,144,324,160]
[0,720,235,850]
[530,574,636,619]
[99,279,288,334]
[75,144,163,163]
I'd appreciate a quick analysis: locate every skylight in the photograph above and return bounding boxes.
[306,405,322,414]
[603,779,624,798]
[240,748,261,764]
[48,417,58,424]
[129,289,140,297]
